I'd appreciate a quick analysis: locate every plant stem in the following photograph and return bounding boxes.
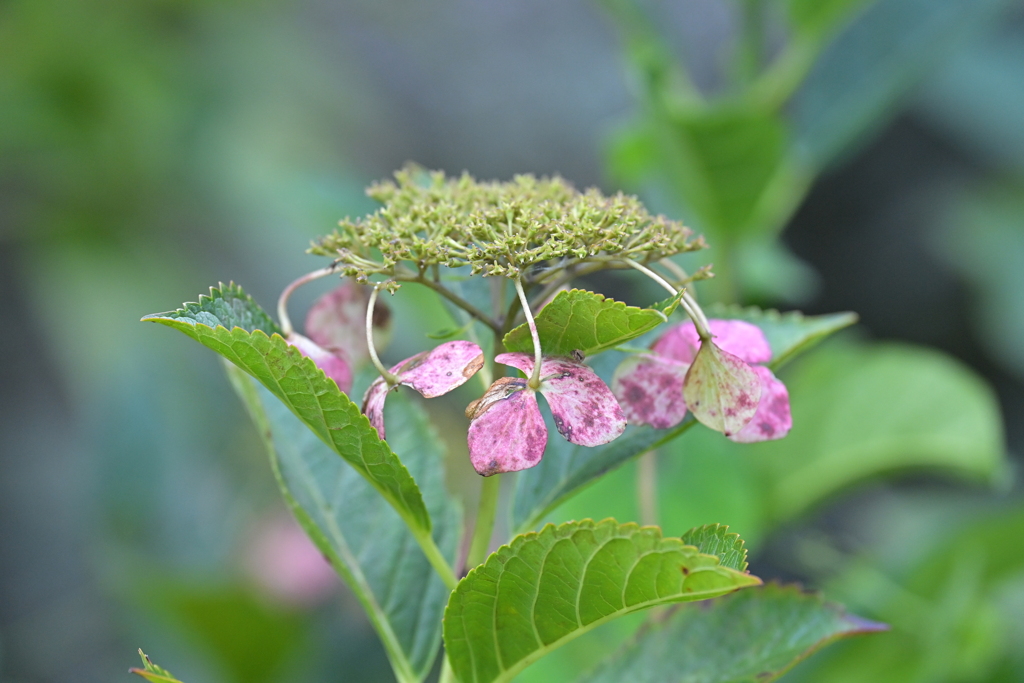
[395,269,502,335]
[514,276,543,389]
[414,529,459,591]
[637,451,659,527]
[465,473,501,571]
[439,656,457,683]
[367,285,400,385]
[622,257,712,340]
[276,265,338,335]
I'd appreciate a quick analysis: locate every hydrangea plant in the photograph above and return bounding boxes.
[139,167,883,683]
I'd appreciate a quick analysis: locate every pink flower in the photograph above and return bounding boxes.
[362,340,485,439]
[287,332,355,394]
[285,282,390,396]
[304,281,391,366]
[612,319,791,442]
[465,353,626,476]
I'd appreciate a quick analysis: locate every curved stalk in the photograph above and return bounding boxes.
[276,265,338,336]
[623,257,712,340]
[414,528,459,591]
[465,473,501,571]
[367,285,401,386]
[394,268,502,335]
[514,276,543,389]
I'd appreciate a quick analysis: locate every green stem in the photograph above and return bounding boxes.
[415,528,459,591]
[276,265,338,336]
[637,451,659,527]
[466,473,501,571]
[367,285,400,386]
[735,0,765,86]
[396,269,502,335]
[514,276,544,389]
[621,257,712,339]
[439,656,457,683]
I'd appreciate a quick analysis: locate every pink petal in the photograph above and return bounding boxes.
[729,366,792,443]
[393,340,485,398]
[305,282,390,365]
[683,341,762,437]
[494,351,534,376]
[653,319,772,365]
[612,353,690,429]
[361,377,390,439]
[466,377,548,475]
[288,333,354,394]
[538,358,627,446]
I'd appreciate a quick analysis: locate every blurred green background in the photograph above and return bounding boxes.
[1,1,1023,681]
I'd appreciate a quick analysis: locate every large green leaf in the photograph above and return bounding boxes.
[503,288,681,359]
[580,584,885,683]
[788,502,1024,683]
[754,343,1005,521]
[658,107,804,239]
[443,519,760,683]
[229,369,459,683]
[658,342,1005,528]
[142,283,432,536]
[703,304,858,370]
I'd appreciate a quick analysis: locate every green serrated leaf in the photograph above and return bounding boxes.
[703,303,858,370]
[131,650,184,683]
[659,342,1006,527]
[228,368,459,683]
[144,281,282,336]
[142,284,431,536]
[580,584,886,683]
[443,519,761,683]
[503,289,681,358]
[680,524,748,572]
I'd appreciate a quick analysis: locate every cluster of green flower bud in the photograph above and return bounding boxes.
[310,165,704,281]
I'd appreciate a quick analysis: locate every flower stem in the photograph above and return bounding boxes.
[637,450,659,527]
[394,268,502,335]
[439,657,456,683]
[514,276,543,389]
[622,257,712,341]
[367,284,400,385]
[413,528,459,591]
[466,473,501,570]
[276,265,338,336]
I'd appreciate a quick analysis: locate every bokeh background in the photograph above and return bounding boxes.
[2,0,1024,681]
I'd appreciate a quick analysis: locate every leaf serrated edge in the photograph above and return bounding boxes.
[583,583,887,683]
[680,523,748,572]
[504,288,677,357]
[141,281,282,336]
[143,287,459,590]
[445,518,761,683]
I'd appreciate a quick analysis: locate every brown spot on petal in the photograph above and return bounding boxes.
[463,353,485,378]
[465,377,528,419]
